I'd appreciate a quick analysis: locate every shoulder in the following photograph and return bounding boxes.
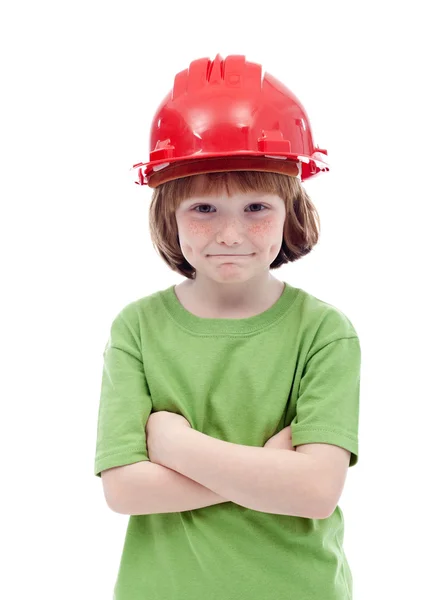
[295,287,360,344]
[108,286,169,339]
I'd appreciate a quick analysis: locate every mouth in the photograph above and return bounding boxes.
[208,253,254,257]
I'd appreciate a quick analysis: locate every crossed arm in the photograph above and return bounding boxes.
[160,426,329,518]
[103,427,347,519]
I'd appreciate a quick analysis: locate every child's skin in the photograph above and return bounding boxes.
[174,178,287,316]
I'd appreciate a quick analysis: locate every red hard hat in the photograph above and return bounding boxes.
[131,54,329,188]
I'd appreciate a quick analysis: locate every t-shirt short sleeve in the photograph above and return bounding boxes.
[291,309,361,467]
[94,307,152,478]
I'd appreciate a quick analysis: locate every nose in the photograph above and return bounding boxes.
[215,217,246,245]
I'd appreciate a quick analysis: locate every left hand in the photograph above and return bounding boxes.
[146,411,191,467]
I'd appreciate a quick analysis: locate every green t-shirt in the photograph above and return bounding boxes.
[94,280,361,600]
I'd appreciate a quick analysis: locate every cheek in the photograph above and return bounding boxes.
[186,221,213,236]
[247,218,277,237]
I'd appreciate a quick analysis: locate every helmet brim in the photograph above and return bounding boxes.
[145,156,302,188]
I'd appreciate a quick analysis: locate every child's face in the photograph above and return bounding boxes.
[174,190,286,282]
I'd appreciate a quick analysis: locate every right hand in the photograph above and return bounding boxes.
[264,425,294,451]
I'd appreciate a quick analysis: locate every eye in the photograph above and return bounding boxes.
[192,204,268,214]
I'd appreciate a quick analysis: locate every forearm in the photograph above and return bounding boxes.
[112,460,230,515]
[164,429,325,518]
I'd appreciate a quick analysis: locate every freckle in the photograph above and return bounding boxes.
[249,219,274,234]
[188,222,212,235]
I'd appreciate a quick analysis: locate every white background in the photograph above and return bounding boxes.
[1,1,444,598]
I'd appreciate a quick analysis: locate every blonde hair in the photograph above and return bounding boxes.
[148,171,320,280]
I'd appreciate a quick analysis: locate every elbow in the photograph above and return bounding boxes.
[312,493,337,520]
[316,504,334,520]
[310,504,332,520]
[307,484,336,520]
[103,487,125,514]
[307,471,340,520]
[101,467,129,514]
[105,485,131,514]
[106,495,127,514]
[310,504,330,520]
